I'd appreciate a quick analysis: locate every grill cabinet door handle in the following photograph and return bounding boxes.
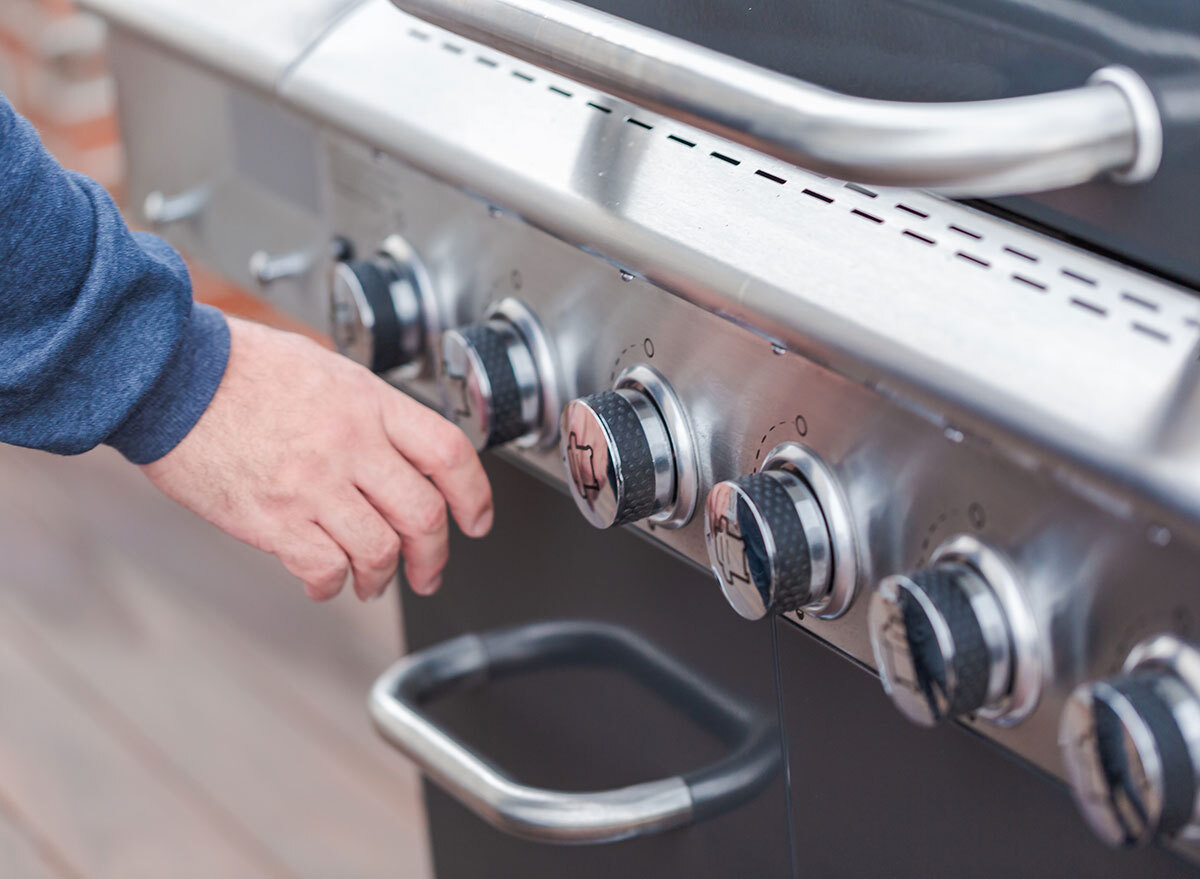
[389,0,1162,196]
[368,620,780,844]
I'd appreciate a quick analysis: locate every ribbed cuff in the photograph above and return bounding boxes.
[107,302,230,464]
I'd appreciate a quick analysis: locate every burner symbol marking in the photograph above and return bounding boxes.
[567,432,600,497]
[712,515,751,586]
[444,365,472,420]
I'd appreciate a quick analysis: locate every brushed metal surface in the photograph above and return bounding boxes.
[389,0,1159,195]
[315,132,1200,865]
[99,3,1200,864]
[77,0,364,90]
[106,31,333,329]
[572,0,1200,291]
[281,0,1200,544]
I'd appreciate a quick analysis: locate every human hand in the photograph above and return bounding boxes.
[141,316,493,601]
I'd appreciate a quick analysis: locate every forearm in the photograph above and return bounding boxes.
[0,93,228,462]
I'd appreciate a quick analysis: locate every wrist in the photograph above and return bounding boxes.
[106,302,231,464]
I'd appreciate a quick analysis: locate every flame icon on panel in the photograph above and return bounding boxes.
[444,363,471,420]
[566,432,600,497]
[712,515,752,586]
[877,605,947,717]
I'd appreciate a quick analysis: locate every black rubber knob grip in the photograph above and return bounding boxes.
[903,566,990,720]
[1100,673,1197,838]
[583,391,657,526]
[459,324,525,448]
[730,472,815,613]
[347,259,404,373]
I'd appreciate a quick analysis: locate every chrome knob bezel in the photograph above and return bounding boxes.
[1060,635,1200,848]
[561,388,674,529]
[488,298,562,450]
[614,365,697,529]
[934,536,1041,725]
[870,564,1011,726]
[758,442,860,620]
[704,470,832,621]
[868,536,1041,728]
[329,234,439,377]
[560,365,697,530]
[441,320,540,450]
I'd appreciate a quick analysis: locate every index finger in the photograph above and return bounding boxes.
[378,389,494,538]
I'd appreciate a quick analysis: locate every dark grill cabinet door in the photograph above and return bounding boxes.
[397,457,794,878]
[775,623,1197,878]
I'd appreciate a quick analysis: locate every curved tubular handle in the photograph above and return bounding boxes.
[368,620,780,844]
[389,0,1162,196]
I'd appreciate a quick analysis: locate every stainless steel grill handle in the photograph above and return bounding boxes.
[368,620,780,844]
[390,0,1162,196]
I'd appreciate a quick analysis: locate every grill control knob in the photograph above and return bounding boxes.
[329,239,427,374]
[561,389,673,528]
[442,307,546,451]
[869,557,1016,726]
[704,470,832,620]
[561,365,697,530]
[1060,636,1200,847]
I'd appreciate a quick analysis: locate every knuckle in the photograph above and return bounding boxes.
[365,533,401,570]
[262,488,300,514]
[433,427,476,472]
[406,494,448,536]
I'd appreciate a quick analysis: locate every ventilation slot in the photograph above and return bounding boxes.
[1003,246,1038,263]
[1121,291,1160,312]
[1062,268,1098,287]
[845,183,877,198]
[1012,274,1047,291]
[400,25,1199,351]
[1133,322,1170,343]
[956,252,990,269]
[1071,298,1107,317]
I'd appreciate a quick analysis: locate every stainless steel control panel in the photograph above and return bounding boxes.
[98,0,1200,861]
[320,130,1200,789]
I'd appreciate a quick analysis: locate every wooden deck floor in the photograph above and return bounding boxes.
[0,444,432,878]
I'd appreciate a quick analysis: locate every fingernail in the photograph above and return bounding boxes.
[470,508,494,537]
[417,576,442,596]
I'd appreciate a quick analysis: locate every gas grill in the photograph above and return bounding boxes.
[82,0,1200,874]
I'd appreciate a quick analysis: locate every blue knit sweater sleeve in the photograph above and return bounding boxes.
[0,92,229,464]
